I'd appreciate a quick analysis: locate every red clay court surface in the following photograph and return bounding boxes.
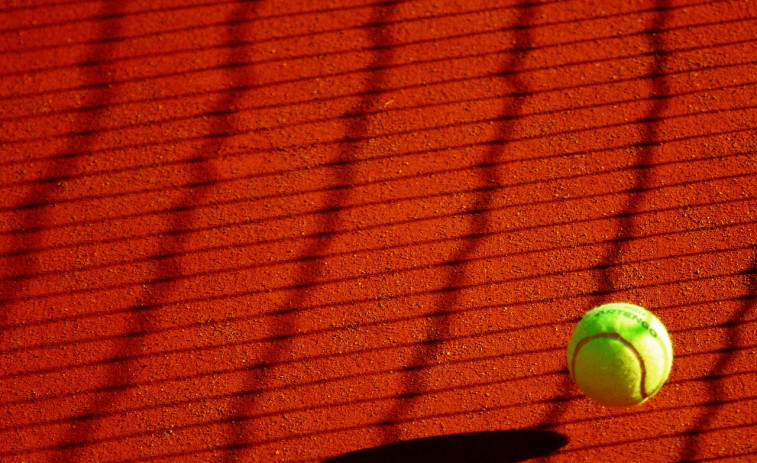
[0,0,756,461]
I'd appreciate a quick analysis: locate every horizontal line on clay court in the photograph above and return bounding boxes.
[249,381,757,442]
[1,191,752,323]
[672,319,757,336]
[2,253,753,380]
[689,450,757,462]
[0,0,721,32]
[13,63,756,150]
[5,343,755,455]
[1,150,750,284]
[1,59,752,205]
[101,103,753,172]
[0,0,554,77]
[0,89,757,207]
[6,245,755,356]
[0,7,747,105]
[0,0,333,34]
[2,361,568,437]
[0,38,750,158]
[1,260,752,396]
[0,0,725,103]
[6,355,755,457]
[3,295,751,436]
[0,37,752,168]
[3,147,744,286]
[0,0,546,53]
[34,370,757,457]
[677,344,757,360]
[0,0,246,18]
[0,0,101,13]
[0,121,757,245]
[6,276,757,394]
[1,300,752,452]
[175,264,757,334]
[529,393,757,434]
[0,0,403,17]
[74,396,757,462]
[559,420,757,455]
[2,255,751,356]
[0,0,710,69]
[15,372,757,460]
[0,73,750,214]
[3,304,753,438]
[2,153,748,281]
[237,402,757,458]
[0,171,752,303]
[0,60,754,185]
[2,250,752,386]
[0,370,575,456]
[0,0,482,36]
[2,32,751,130]
[5,62,755,155]
[0,193,752,312]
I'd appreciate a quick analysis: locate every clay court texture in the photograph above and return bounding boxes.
[0,0,755,461]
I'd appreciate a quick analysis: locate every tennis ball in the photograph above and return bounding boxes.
[567,302,673,407]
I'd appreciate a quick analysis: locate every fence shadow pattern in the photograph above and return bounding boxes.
[0,0,755,462]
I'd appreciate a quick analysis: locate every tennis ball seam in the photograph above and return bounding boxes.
[571,332,650,400]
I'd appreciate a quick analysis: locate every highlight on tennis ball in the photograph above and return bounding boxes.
[566,302,673,407]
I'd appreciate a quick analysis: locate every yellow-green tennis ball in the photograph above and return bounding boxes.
[567,302,673,407]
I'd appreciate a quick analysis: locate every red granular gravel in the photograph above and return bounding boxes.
[0,0,755,462]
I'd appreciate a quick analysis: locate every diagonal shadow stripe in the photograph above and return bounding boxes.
[678,250,757,461]
[379,0,536,444]
[0,1,134,460]
[595,0,672,299]
[0,2,124,355]
[218,2,396,460]
[50,3,236,460]
[537,0,672,430]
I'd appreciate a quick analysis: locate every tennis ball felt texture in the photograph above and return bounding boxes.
[567,303,673,407]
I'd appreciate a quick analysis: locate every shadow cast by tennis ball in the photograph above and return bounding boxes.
[324,430,568,463]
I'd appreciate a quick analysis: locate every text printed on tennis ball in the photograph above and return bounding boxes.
[591,308,658,338]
